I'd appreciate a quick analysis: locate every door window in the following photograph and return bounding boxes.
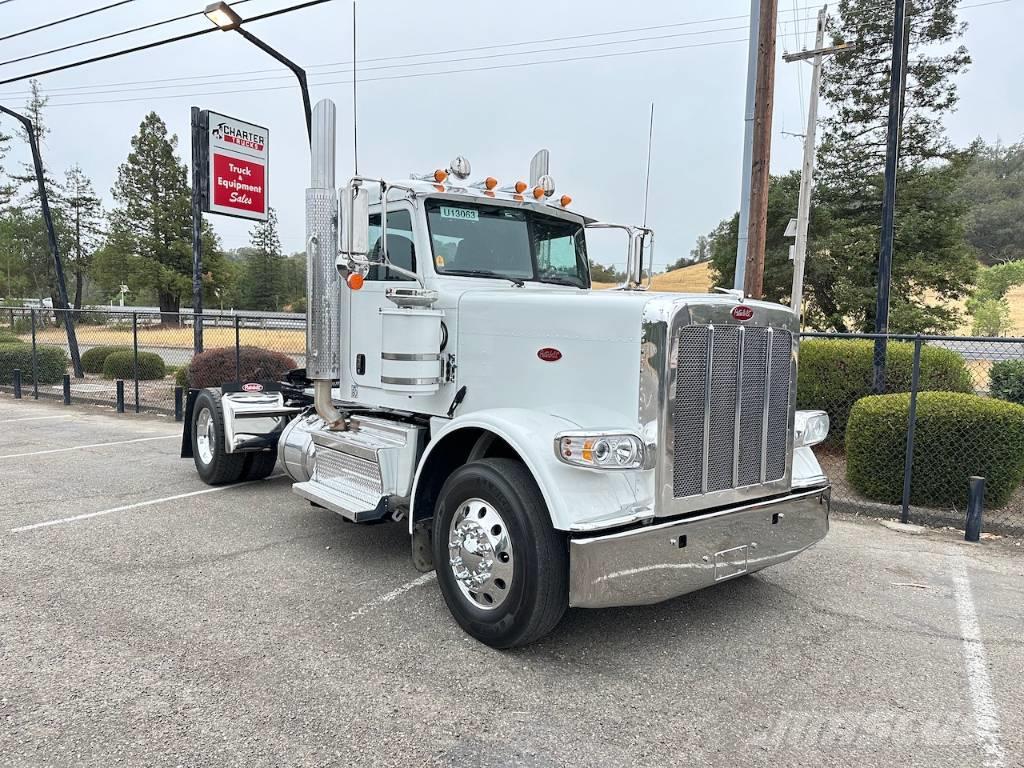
[367,209,416,281]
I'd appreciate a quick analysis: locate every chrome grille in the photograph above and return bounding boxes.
[672,324,793,499]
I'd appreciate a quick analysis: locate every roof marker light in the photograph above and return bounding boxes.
[559,194,573,207]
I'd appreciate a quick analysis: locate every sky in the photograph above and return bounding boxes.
[1,0,1022,276]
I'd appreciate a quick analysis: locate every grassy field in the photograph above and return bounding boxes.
[47,325,307,354]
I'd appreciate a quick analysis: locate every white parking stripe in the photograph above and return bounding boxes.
[0,414,73,423]
[11,475,284,533]
[0,434,176,459]
[951,555,1006,768]
[348,572,437,622]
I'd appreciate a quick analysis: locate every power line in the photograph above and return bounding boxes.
[0,0,139,44]
[25,36,754,109]
[0,0,336,87]
[1,2,829,97]
[13,22,770,101]
[0,0,254,70]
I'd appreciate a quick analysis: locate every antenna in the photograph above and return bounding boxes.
[642,102,655,228]
[352,0,358,176]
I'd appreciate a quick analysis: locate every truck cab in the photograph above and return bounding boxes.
[184,98,831,648]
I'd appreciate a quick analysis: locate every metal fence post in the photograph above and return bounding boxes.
[62,374,71,405]
[174,386,184,422]
[235,314,241,381]
[30,308,39,400]
[13,368,22,399]
[899,334,923,524]
[116,380,125,413]
[965,476,985,542]
[132,311,140,413]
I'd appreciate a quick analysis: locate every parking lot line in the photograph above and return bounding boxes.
[348,572,437,622]
[951,555,1006,768]
[0,414,73,423]
[0,434,177,460]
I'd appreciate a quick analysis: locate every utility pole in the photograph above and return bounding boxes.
[783,6,854,320]
[0,104,83,377]
[743,0,779,299]
[733,0,761,292]
[872,0,909,393]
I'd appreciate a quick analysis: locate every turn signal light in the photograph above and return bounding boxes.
[555,432,647,470]
[433,169,448,183]
[346,272,364,291]
[559,194,572,207]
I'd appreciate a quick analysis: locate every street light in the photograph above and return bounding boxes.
[203,1,311,141]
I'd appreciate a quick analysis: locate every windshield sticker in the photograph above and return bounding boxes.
[435,255,446,267]
[440,206,478,222]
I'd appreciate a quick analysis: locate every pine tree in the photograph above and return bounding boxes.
[240,208,284,310]
[804,0,976,333]
[104,112,195,321]
[61,165,104,311]
[12,80,61,207]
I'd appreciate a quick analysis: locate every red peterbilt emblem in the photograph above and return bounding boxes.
[537,348,562,362]
[731,305,754,322]
[242,382,264,392]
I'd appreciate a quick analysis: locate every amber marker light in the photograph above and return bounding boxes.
[532,186,546,200]
[346,272,364,291]
[484,176,499,190]
[433,169,448,183]
[514,180,527,193]
[559,194,573,207]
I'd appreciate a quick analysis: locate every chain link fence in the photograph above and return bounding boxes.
[3,309,1023,535]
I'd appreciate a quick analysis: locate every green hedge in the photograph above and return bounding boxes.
[798,339,973,441]
[81,345,128,374]
[175,364,190,388]
[102,350,167,380]
[0,330,23,344]
[0,343,68,385]
[846,392,1024,509]
[990,360,1024,406]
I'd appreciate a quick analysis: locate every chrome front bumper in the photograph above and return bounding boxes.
[568,486,830,608]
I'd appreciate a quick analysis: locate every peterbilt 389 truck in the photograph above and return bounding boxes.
[182,98,831,648]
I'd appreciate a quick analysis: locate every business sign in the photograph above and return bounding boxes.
[202,111,268,221]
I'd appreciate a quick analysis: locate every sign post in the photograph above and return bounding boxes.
[190,108,269,355]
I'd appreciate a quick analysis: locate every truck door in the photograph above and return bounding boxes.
[347,204,419,391]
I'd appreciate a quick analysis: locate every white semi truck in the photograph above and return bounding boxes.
[182,99,831,648]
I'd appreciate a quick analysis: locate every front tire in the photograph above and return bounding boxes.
[191,388,246,485]
[432,458,568,649]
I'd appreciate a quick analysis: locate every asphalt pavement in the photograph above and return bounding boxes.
[1,398,1022,768]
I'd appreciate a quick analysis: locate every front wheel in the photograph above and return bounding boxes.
[432,458,568,649]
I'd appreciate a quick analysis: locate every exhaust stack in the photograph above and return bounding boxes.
[305,100,343,426]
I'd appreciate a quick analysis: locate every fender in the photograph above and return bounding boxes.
[410,408,648,534]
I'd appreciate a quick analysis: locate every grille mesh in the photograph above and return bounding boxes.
[671,324,793,499]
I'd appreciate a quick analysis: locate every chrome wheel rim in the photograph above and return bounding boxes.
[195,407,215,465]
[447,497,514,611]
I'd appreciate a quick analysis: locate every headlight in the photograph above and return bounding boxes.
[794,410,829,448]
[555,432,647,470]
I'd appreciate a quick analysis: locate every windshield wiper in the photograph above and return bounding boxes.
[445,269,524,287]
[537,276,584,288]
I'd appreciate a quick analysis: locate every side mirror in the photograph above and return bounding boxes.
[340,181,370,263]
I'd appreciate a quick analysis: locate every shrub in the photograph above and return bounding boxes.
[102,350,167,380]
[798,339,973,441]
[175,363,190,388]
[0,343,68,385]
[81,345,128,374]
[0,330,23,344]
[971,298,1011,337]
[846,392,1024,509]
[184,346,297,389]
[990,360,1024,406]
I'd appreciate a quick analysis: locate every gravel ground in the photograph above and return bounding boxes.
[1,398,1022,768]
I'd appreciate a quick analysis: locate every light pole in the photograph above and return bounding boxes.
[0,104,83,377]
[204,2,312,141]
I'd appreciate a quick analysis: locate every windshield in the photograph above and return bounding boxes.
[425,200,589,287]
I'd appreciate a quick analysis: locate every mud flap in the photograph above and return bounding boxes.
[180,388,201,458]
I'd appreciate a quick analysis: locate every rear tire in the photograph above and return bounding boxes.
[191,388,246,485]
[243,450,279,481]
[433,458,568,649]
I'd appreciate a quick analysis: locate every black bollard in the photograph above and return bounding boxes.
[174,386,184,422]
[62,374,71,405]
[115,379,125,413]
[13,368,21,399]
[965,476,985,543]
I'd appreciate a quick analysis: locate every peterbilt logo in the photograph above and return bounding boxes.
[537,348,562,362]
[731,305,754,322]
[241,382,264,392]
